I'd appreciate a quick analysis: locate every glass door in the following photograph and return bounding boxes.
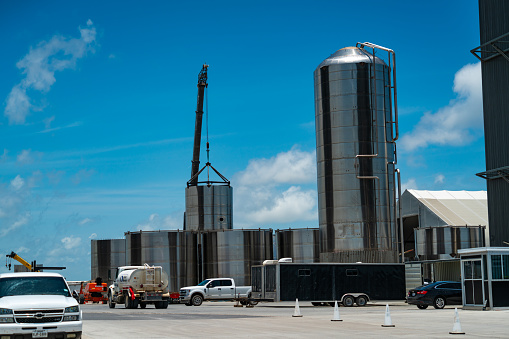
[462,259,484,306]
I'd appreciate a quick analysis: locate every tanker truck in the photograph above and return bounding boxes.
[108,264,170,309]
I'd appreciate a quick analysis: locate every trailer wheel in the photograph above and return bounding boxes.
[140,302,146,309]
[162,300,169,309]
[342,295,355,307]
[191,294,203,306]
[356,295,368,307]
[108,293,116,309]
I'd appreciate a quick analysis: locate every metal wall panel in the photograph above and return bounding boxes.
[478,1,509,246]
[90,239,126,285]
[125,230,198,291]
[200,229,273,286]
[275,228,319,263]
[415,226,486,260]
[185,185,233,231]
[314,47,398,263]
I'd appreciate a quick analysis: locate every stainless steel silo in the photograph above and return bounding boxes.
[91,239,126,285]
[314,43,399,263]
[200,229,273,286]
[275,228,319,263]
[125,230,199,291]
[185,185,233,231]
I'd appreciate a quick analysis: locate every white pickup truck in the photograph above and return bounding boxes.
[179,278,256,306]
[0,272,82,339]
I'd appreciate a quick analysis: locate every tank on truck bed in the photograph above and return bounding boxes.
[251,262,405,306]
[108,264,170,309]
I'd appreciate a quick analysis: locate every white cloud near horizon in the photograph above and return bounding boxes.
[434,174,445,184]
[400,62,483,152]
[4,20,96,124]
[135,213,182,231]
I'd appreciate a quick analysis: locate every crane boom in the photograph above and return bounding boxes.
[5,251,66,272]
[6,251,33,271]
[190,64,209,186]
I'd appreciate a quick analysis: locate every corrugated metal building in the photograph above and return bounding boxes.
[399,190,488,283]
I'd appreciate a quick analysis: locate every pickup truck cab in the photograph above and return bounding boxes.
[0,272,82,339]
[179,278,253,306]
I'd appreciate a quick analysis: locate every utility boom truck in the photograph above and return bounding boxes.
[179,278,256,306]
[108,264,170,309]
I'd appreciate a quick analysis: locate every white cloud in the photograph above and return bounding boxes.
[16,149,42,165]
[10,175,25,191]
[400,63,483,151]
[0,149,8,162]
[134,213,182,231]
[243,186,317,224]
[4,20,96,124]
[233,147,318,226]
[89,233,97,239]
[402,178,418,192]
[38,121,83,134]
[61,235,81,250]
[43,116,55,129]
[0,213,30,237]
[16,246,30,254]
[79,218,93,225]
[236,147,316,186]
[72,168,96,184]
[434,174,445,184]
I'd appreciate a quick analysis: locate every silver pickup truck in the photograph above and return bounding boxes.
[179,278,255,306]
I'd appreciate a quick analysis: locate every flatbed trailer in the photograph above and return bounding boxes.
[251,262,405,305]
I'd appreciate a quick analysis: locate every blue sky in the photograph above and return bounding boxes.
[0,0,484,280]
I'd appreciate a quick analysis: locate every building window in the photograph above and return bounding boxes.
[504,255,509,279]
[492,255,502,279]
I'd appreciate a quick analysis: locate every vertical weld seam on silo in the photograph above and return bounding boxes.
[320,66,334,253]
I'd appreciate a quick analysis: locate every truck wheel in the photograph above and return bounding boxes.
[125,295,132,309]
[132,298,139,309]
[191,294,203,306]
[162,300,169,309]
[108,294,116,309]
[342,295,355,307]
[140,302,147,309]
[249,300,258,306]
[79,296,85,305]
[356,296,368,306]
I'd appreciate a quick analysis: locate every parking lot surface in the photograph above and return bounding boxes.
[81,301,509,338]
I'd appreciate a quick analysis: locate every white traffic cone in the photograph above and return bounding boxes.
[331,300,342,321]
[292,298,303,317]
[449,308,465,335]
[381,304,395,327]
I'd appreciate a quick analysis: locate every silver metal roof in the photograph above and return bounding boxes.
[403,189,488,226]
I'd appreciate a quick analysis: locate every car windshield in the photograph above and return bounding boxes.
[0,277,71,297]
[197,279,210,286]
